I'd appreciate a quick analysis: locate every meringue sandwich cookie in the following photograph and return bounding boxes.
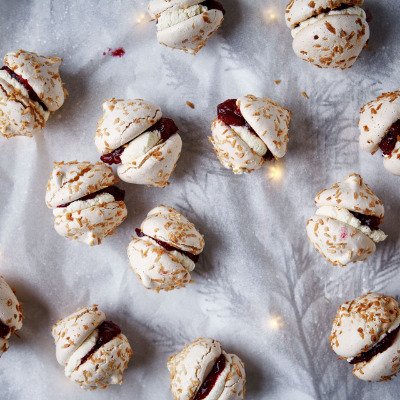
[95,98,182,187]
[359,91,400,176]
[285,1,369,69]
[306,173,387,266]
[330,293,400,382]
[128,205,205,292]
[148,0,225,54]
[0,275,23,357]
[168,337,246,400]
[45,161,127,246]
[210,95,291,174]
[52,305,133,390]
[0,49,65,138]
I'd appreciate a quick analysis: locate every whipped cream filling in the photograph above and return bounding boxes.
[231,125,268,157]
[0,69,50,119]
[315,206,387,243]
[347,314,400,364]
[120,130,162,164]
[65,330,98,377]
[291,6,366,37]
[53,193,115,217]
[157,4,207,31]
[146,236,195,272]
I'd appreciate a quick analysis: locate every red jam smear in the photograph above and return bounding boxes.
[193,354,226,400]
[217,99,273,161]
[350,325,400,364]
[201,0,226,14]
[79,321,121,366]
[0,320,10,339]
[349,211,381,231]
[135,228,199,263]
[1,66,48,111]
[101,117,178,165]
[103,47,126,57]
[379,120,400,156]
[58,185,125,208]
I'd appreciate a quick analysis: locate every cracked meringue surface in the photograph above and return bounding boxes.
[148,0,225,54]
[330,293,400,382]
[95,98,182,187]
[45,161,127,245]
[210,95,291,174]
[306,173,386,266]
[128,205,205,292]
[285,0,369,69]
[52,305,133,390]
[168,338,246,400]
[0,275,23,357]
[0,49,65,138]
[359,90,400,176]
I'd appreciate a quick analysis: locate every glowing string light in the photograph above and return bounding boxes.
[268,164,284,182]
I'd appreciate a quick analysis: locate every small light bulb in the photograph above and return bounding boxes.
[264,8,278,23]
[268,164,284,181]
[266,315,284,330]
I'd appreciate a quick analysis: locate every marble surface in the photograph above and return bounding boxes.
[0,1,399,399]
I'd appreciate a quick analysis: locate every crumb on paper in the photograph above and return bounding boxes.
[302,91,309,99]
[186,101,195,109]
[274,80,281,85]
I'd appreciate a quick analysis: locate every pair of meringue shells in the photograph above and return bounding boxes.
[359,90,400,176]
[128,205,205,292]
[45,161,127,246]
[95,98,182,188]
[0,50,65,138]
[0,276,23,358]
[285,0,370,69]
[331,292,400,382]
[210,95,291,175]
[307,173,386,266]
[52,305,133,390]
[148,0,225,54]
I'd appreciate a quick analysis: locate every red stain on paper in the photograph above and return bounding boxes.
[103,47,126,57]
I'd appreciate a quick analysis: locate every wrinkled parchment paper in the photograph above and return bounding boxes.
[0,1,399,399]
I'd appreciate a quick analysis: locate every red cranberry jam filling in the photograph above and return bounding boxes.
[135,228,199,263]
[349,325,400,364]
[201,0,226,14]
[379,120,400,156]
[58,186,125,208]
[79,321,121,366]
[1,66,48,111]
[0,320,10,339]
[217,99,273,161]
[349,211,381,231]
[193,354,227,400]
[101,117,179,165]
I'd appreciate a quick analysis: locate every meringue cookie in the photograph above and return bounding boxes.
[210,95,291,174]
[0,276,23,357]
[330,293,400,382]
[148,0,225,54]
[168,337,246,400]
[52,305,133,390]
[306,173,386,266]
[359,91,400,176]
[95,98,182,187]
[45,161,127,245]
[285,1,369,69]
[0,49,65,138]
[127,205,205,292]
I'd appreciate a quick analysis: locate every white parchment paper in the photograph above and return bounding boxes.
[0,1,399,399]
